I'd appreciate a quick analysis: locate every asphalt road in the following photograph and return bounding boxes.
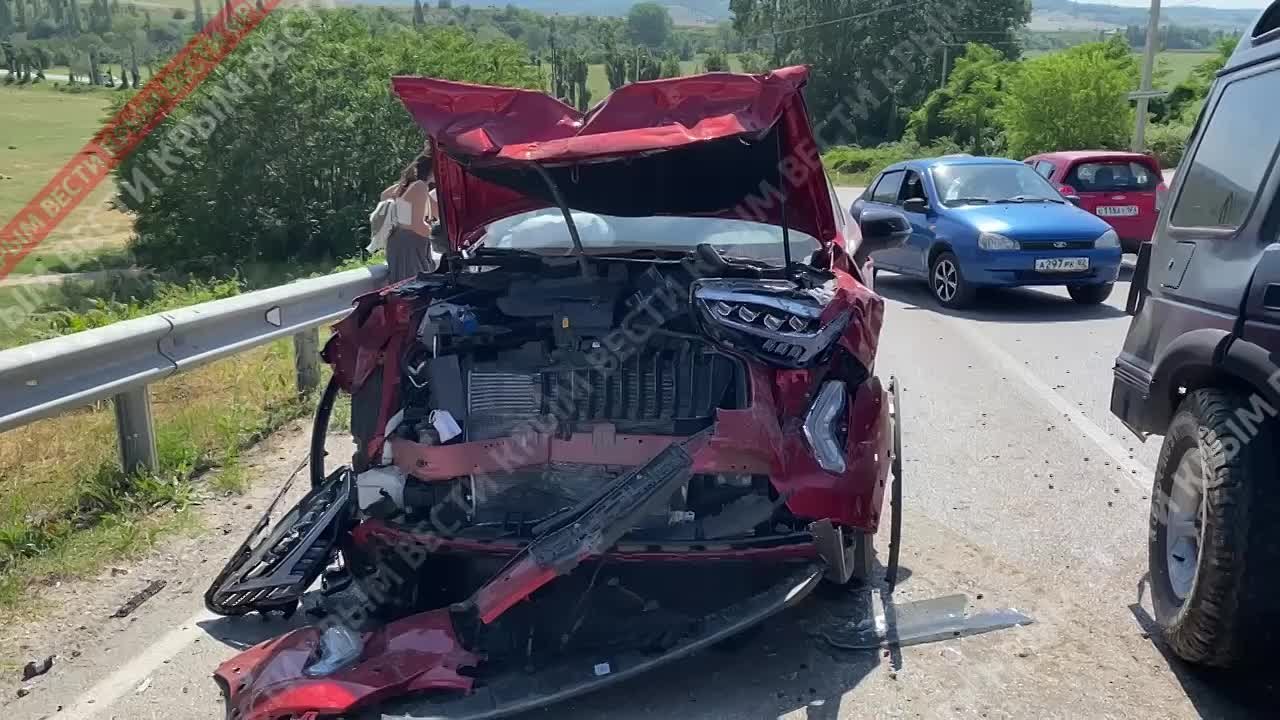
[4,187,1277,719]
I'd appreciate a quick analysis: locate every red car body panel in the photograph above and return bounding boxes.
[215,609,478,720]
[1025,150,1165,249]
[391,66,838,251]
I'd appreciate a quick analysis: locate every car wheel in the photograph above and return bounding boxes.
[1148,388,1280,667]
[929,252,973,308]
[1067,283,1114,305]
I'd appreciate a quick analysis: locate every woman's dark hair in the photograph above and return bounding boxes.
[397,151,435,195]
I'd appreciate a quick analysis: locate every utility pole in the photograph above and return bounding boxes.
[1133,0,1162,152]
[940,45,949,89]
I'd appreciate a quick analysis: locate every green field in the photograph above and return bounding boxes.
[1023,49,1215,88]
[1154,50,1216,88]
[0,83,134,275]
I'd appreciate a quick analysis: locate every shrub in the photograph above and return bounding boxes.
[115,10,541,273]
[1000,41,1136,157]
[1146,123,1192,170]
[822,140,963,183]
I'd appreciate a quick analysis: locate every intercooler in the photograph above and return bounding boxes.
[466,345,744,440]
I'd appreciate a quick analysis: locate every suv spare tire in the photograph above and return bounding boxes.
[1148,388,1280,667]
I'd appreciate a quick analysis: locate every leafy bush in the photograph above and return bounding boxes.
[823,140,963,183]
[1146,123,1192,170]
[1000,39,1137,157]
[115,10,541,273]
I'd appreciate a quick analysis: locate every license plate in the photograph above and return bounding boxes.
[1035,257,1089,273]
[1096,205,1139,217]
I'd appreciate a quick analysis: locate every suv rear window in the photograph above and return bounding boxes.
[1067,161,1158,192]
[1171,69,1280,229]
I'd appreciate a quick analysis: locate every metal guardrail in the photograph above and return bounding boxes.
[0,264,388,472]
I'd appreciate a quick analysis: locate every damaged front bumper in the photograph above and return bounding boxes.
[217,563,823,720]
[213,439,837,720]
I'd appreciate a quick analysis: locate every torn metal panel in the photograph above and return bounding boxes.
[822,593,1034,651]
[464,437,699,626]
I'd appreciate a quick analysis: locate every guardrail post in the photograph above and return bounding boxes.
[114,387,157,475]
[294,328,321,395]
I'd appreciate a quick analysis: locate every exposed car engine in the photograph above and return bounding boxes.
[355,247,847,548]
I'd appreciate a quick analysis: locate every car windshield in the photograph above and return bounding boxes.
[1066,160,1159,192]
[931,163,1065,206]
[478,210,822,266]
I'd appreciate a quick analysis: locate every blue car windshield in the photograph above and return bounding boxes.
[931,164,1064,206]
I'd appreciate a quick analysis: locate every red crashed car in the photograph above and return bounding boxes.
[1023,150,1168,253]
[205,67,909,720]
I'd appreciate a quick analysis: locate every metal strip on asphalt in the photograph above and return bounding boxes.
[945,315,1153,495]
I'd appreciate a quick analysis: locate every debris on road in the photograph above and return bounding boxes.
[111,580,167,619]
[22,655,54,681]
[821,593,1033,651]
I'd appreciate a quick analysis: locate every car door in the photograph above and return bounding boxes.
[1123,62,1280,375]
[862,169,906,269]
[894,170,935,276]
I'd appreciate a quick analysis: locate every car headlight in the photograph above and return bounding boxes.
[1096,229,1120,249]
[978,232,1019,250]
[303,624,364,677]
[803,381,848,473]
[693,279,850,369]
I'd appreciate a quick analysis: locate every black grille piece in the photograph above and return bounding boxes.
[542,345,741,424]
[1019,240,1095,251]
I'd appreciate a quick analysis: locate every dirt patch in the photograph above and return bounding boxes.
[0,419,316,699]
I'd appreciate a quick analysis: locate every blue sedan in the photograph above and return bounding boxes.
[851,156,1123,308]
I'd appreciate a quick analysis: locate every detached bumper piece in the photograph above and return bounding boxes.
[206,468,354,616]
[378,564,823,720]
[217,564,823,720]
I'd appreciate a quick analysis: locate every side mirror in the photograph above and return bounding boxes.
[902,197,929,214]
[1064,195,1082,207]
[853,207,912,267]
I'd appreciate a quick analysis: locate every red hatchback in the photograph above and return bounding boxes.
[1024,150,1167,253]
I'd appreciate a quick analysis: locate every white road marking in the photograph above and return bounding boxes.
[58,608,219,720]
[944,315,1153,495]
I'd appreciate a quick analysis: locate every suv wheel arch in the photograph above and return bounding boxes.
[1147,329,1234,430]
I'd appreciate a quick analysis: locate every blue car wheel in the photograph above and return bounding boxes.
[929,251,975,308]
[1067,283,1115,305]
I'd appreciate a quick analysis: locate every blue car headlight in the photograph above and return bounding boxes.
[978,232,1019,250]
[1095,229,1120,249]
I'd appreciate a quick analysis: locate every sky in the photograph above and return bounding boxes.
[1100,0,1269,7]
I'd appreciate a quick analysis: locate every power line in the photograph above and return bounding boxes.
[738,0,934,43]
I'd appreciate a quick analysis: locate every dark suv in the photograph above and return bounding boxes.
[1112,2,1280,668]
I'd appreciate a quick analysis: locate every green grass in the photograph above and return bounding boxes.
[0,265,361,609]
[1021,49,1214,89]
[1154,50,1215,89]
[0,83,136,275]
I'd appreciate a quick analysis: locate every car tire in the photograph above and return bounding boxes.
[1148,388,1280,667]
[1067,283,1114,305]
[929,251,974,308]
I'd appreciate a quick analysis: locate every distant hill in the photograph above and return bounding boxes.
[1030,0,1258,31]
[439,1,1259,31]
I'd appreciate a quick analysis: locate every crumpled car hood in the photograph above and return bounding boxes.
[391,66,837,251]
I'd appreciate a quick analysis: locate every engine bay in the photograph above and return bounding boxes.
[349,248,846,547]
